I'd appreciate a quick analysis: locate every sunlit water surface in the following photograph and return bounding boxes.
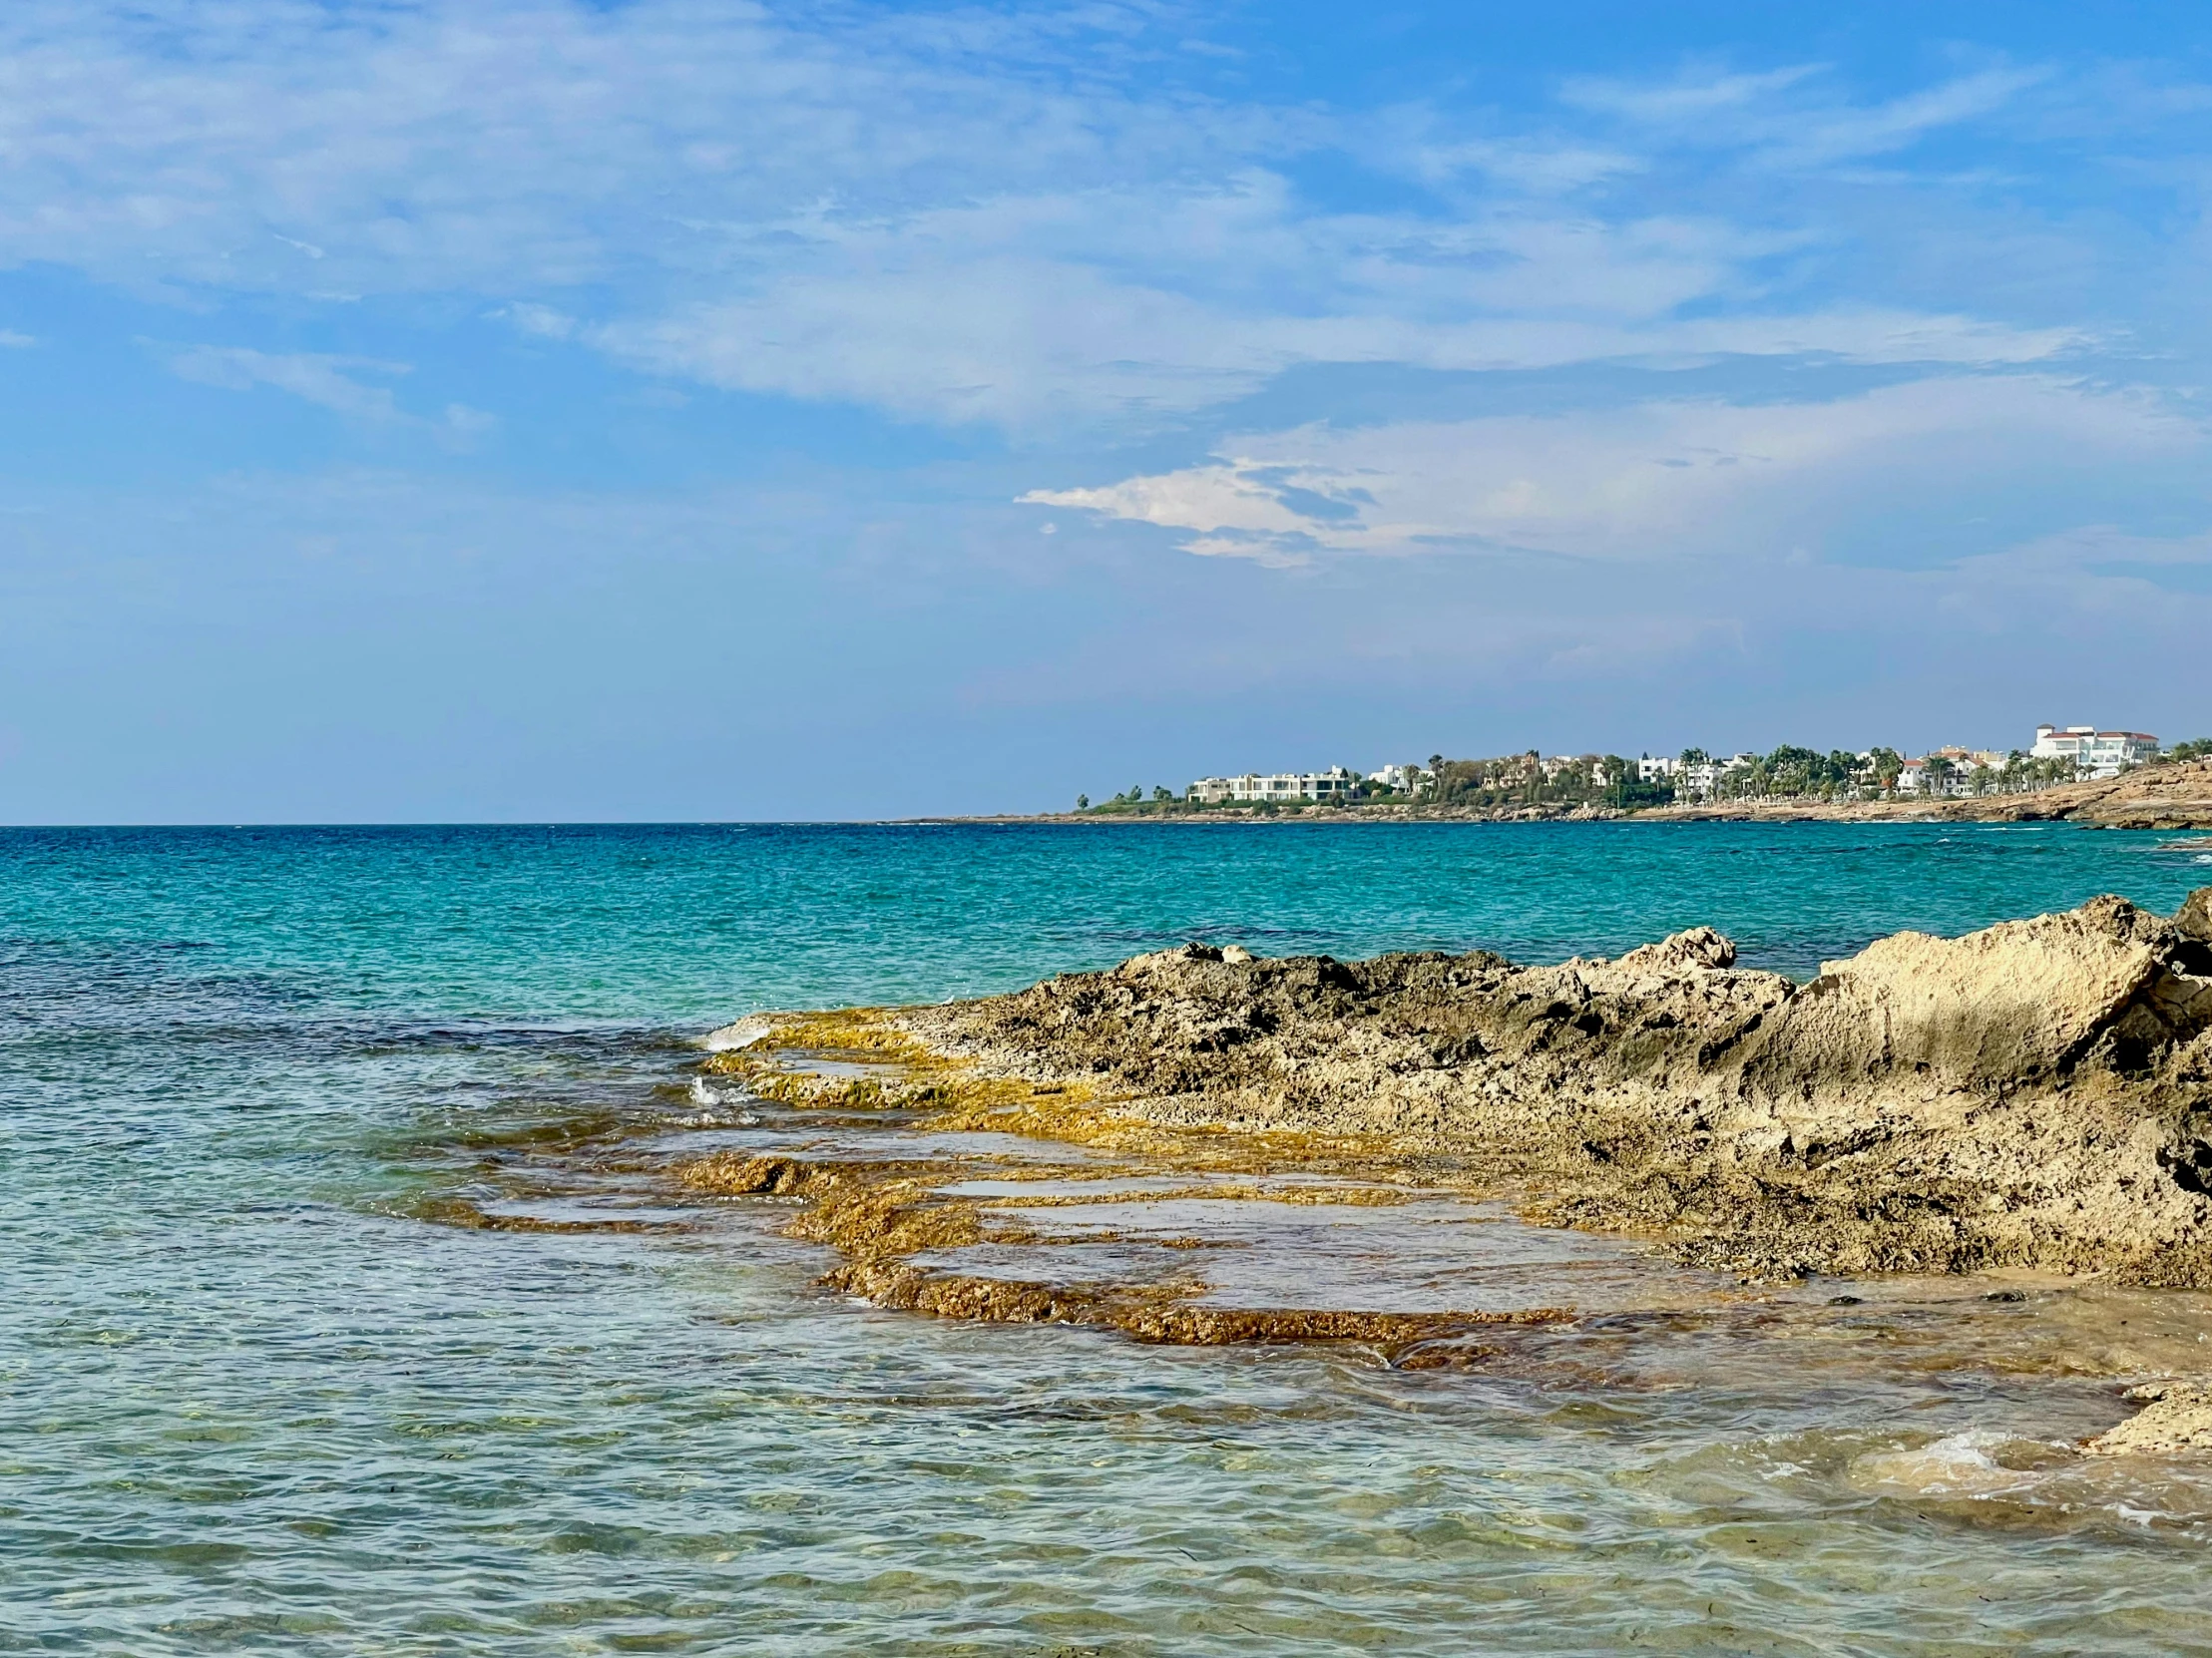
[9,821,2212,1655]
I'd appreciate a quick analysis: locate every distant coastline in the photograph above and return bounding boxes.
[927,757,2212,831]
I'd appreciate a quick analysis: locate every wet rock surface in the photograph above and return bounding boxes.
[621,891,2212,1462]
[895,891,2212,1286]
[2082,1383,2212,1456]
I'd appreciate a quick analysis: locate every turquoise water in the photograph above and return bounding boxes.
[8,821,2212,1655]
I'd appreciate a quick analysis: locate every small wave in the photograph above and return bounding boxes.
[678,1109,761,1128]
[1847,1429,2212,1536]
[1850,1431,2045,1499]
[696,1016,773,1052]
[683,1075,761,1126]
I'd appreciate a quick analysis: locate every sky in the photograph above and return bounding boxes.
[2,0,2210,822]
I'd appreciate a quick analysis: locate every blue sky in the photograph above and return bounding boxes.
[3,0,2210,821]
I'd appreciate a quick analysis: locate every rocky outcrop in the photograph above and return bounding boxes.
[1648,757,2212,829]
[2048,757,2212,830]
[899,892,2212,1284]
[2082,1382,2212,1456]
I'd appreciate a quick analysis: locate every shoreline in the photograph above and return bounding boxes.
[687,886,2212,1293]
[664,887,2212,1452]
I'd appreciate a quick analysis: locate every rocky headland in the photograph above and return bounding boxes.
[661,890,2212,1458]
[698,890,2212,1290]
[956,757,2212,829]
[1644,756,2212,830]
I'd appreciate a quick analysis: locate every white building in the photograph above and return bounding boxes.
[1669,754,1759,802]
[1898,752,2007,797]
[1367,764,1423,794]
[1896,758,1939,796]
[1189,766,1359,805]
[1636,755,1682,784]
[2029,724,2157,778]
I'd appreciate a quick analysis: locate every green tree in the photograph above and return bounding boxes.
[1076,794,1089,810]
[1866,747,1904,797]
[1765,744,1821,796]
[1600,755,1630,808]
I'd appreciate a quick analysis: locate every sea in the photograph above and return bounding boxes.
[9,819,2212,1655]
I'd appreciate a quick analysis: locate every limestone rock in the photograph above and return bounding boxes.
[899,889,2212,1283]
[2082,1382,2212,1456]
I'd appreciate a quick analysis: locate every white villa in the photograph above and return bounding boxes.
[1189,766,1360,804]
[1896,747,2006,795]
[1178,725,2164,811]
[1895,758,1938,794]
[1667,754,1759,801]
[2029,724,2157,778]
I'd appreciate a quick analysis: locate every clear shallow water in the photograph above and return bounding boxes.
[8,821,2212,1655]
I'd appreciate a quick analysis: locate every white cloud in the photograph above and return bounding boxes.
[0,330,33,347]
[1563,64,1827,124]
[1949,525,2212,605]
[164,346,503,447]
[168,346,410,420]
[1563,62,2048,168]
[602,184,2086,427]
[1773,68,2048,167]
[497,302,578,340]
[0,0,1254,297]
[1022,376,2202,562]
[0,2,2142,434]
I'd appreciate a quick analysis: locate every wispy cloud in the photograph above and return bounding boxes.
[496,303,578,341]
[598,186,2086,429]
[165,344,493,445]
[1562,63,1826,124]
[1565,61,2049,168]
[1022,377,2202,563]
[0,3,2151,436]
[168,346,412,420]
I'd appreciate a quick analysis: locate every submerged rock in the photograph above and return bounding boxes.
[894,891,2212,1285]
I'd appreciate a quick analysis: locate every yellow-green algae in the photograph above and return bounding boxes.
[674,1007,1563,1351]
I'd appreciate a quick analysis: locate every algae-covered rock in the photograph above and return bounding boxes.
[892,890,2212,1284]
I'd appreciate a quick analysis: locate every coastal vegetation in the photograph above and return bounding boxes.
[1068,738,2212,821]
